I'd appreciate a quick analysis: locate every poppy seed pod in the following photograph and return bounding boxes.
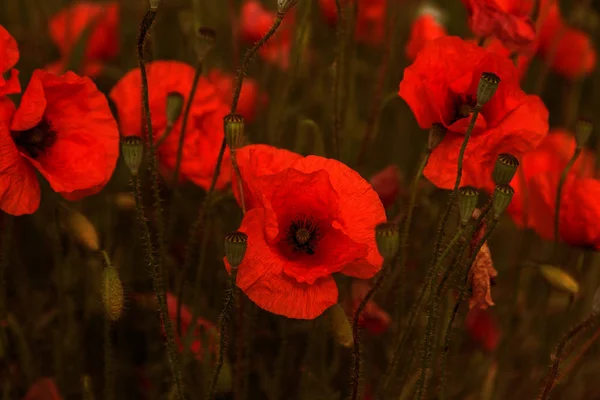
[101,264,125,321]
[195,27,216,61]
[121,136,144,176]
[457,186,479,225]
[65,209,100,252]
[375,222,400,261]
[224,231,248,268]
[327,303,353,348]
[148,0,161,10]
[224,114,245,151]
[575,119,593,148]
[428,123,447,151]
[278,0,299,13]
[491,184,514,220]
[476,72,500,108]
[492,153,519,185]
[166,92,184,128]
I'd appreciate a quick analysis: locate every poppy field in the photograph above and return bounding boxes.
[1,0,599,399]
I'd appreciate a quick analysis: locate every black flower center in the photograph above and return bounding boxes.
[286,215,320,255]
[12,120,57,158]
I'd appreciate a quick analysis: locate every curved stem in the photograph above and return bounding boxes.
[155,124,174,148]
[331,0,344,160]
[231,150,246,214]
[554,147,581,247]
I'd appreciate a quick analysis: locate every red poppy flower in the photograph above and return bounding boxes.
[23,378,62,400]
[399,36,548,189]
[166,292,216,358]
[240,1,294,69]
[109,61,231,190]
[369,165,403,208]
[406,10,447,61]
[318,0,387,46]
[346,280,391,334]
[0,70,119,216]
[225,145,386,319]
[536,2,596,78]
[465,308,501,352]
[0,25,20,96]
[48,1,119,77]
[207,69,267,123]
[502,131,595,228]
[462,0,536,50]
[485,37,534,80]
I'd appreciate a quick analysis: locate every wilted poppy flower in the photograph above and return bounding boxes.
[0,70,119,216]
[462,0,536,51]
[468,242,497,310]
[465,308,501,351]
[207,69,267,123]
[318,0,387,46]
[369,165,403,208]
[109,61,231,190]
[536,2,596,78]
[240,1,294,69]
[406,7,447,61]
[399,36,548,189]
[0,25,20,96]
[47,1,119,77]
[23,378,62,400]
[225,145,386,319]
[346,280,391,334]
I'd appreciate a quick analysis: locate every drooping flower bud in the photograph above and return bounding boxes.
[224,114,245,151]
[278,0,299,14]
[375,222,400,261]
[64,209,100,252]
[195,27,216,61]
[121,136,144,176]
[327,303,353,348]
[148,0,161,10]
[457,186,479,226]
[428,123,446,151]
[539,265,579,295]
[491,184,514,220]
[492,153,519,185]
[476,72,500,108]
[224,231,248,268]
[166,92,184,128]
[575,119,593,148]
[102,263,125,321]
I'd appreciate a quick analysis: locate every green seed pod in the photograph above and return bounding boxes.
[476,72,501,108]
[492,153,519,185]
[491,184,514,220]
[101,265,124,321]
[428,123,447,151]
[195,27,216,61]
[121,136,144,176]
[457,186,479,225]
[327,303,353,348]
[65,209,100,252]
[224,231,248,268]
[539,265,579,295]
[575,119,593,148]
[278,0,299,13]
[224,114,245,151]
[375,222,400,261]
[165,92,184,128]
[148,0,160,10]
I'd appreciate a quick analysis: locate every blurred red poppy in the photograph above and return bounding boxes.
[207,68,267,123]
[406,10,447,61]
[109,61,231,190]
[318,0,387,46]
[0,25,20,96]
[399,36,548,189]
[485,37,534,80]
[465,308,501,352]
[462,0,536,51]
[23,378,62,400]
[369,165,403,208]
[346,280,391,334]
[225,145,386,319]
[47,2,119,77]
[0,70,119,216]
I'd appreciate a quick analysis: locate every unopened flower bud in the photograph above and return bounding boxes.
[278,0,299,14]
[195,27,216,61]
[476,72,500,108]
[101,263,125,321]
[148,0,161,10]
[492,153,519,185]
[65,209,100,252]
[575,119,593,148]
[224,231,248,268]
[121,136,144,176]
[457,186,479,226]
[327,303,353,348]
[539,265,579,295]
[428,123,446,151]
[224,114,245,151]
[491,184,514,220]
[375,222,400,261]
[166,92,184,128]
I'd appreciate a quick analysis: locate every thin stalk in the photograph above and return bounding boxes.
[0,214,12,331]
[557,324,600,382]
[231,150,246,214]
[554,147,581,248]
[331,0,345,160]
[155,124,174,150]
[104,316,113,400]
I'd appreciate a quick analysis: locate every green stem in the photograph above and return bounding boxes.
[231,150,246,214]
[0,213,12,334]
[155,123,174,148]
[104,316,113,400]
[331,0,344,160]
[554,147,581,248]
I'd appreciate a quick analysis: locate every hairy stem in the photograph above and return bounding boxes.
[104,316,113,400]
[554,147,581,248]
[331,0,344,160]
